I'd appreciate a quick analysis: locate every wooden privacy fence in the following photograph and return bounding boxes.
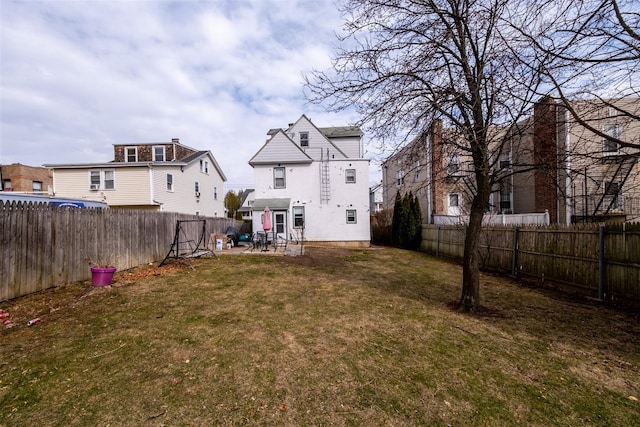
[0,201,241,302]
[421,223,640,303]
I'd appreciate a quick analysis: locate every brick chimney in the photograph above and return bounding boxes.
[430,120,445,215]
[533,97,558,223]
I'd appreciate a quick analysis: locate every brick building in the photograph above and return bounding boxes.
[382,97,640,224]
[0,163,53,194]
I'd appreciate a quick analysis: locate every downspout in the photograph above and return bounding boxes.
[148,164,157,209]
[564,109,572,224]
[426,133,433,224]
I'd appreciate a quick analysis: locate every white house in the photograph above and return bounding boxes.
[248,115,371,247]
[44,139,226,216]
[238,188,255,221]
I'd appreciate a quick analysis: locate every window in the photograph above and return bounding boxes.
[32,181,42,192]
[274,167,286,188]
[153,146,165,162]
[603,123,622,152]
[345,169,356,183]
[200,159,209,173]
[2,179,12,191]
[214,186,218,200]
[89,169,115,190]
[167,173,173,191]
[499,181,512,213]
[449,193,459,207]
[90,170,101,188]
[195,181,200,194]
[447,155,461,175]
[300,132,309,147]
[415,161,420,180]
[104,170,115,189]
[499,152,511,170]
[605,181,619,195]
[293,206,305,228]
[346,209,357,224]
[125,147,137,162]
[605,181,621,209]
[396,170,405,186]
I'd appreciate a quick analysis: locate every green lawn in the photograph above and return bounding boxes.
[1,246,638,426]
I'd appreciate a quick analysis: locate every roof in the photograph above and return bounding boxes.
[251,198,291,210]
[44,150,227,181]
[249,130,313,166]
[318,126,363,138]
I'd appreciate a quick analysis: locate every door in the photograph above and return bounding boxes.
[274,211,287,240]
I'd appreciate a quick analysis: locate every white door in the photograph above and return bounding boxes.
[447,193,461,216]
[274,211,287,240]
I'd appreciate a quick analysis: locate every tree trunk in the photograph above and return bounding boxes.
[459,170,491,311]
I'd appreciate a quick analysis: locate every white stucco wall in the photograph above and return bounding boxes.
[251,158,370,244]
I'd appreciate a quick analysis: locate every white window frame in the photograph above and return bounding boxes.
[345,169,356,183]
[2,179,12,190]
[396,170,405,186]
[214,186,218,200]
[346,209,357,224]
[195,181,200,194]
[603,123,622,153]
[89,169,115,190]
[103,170,115,190]
[153,146,166,162]
[415,161,420,180]
[167,173,173,192]
[125,146,138,163]
[300,132,309,147]
[199,159,210,174]
[293,206,305,228]
[32,181,43,192]
[274,167,286,189]
[499,152,511,170]
[449,193,460,208]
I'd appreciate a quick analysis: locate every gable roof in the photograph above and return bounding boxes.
[249,130,313,166]
[289,114,348,159]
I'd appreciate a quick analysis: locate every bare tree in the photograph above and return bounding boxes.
[306,0,640,310]
[306,0,551,311]
[515,0,640,148]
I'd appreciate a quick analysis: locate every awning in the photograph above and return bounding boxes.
[251,198,291,210]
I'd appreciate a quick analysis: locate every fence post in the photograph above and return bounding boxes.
[598,224,605,300]
[511,226,519,277]
[436,225,441,257]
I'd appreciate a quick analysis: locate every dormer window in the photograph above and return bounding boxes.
[300,132,309,147]
[125,147,138,162]
[153,146,166,161]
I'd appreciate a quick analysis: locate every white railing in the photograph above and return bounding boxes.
[434,210,550,226]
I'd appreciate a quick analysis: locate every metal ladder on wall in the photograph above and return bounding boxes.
[320,148,331,204]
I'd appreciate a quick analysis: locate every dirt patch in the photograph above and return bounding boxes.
[279,246,355,267]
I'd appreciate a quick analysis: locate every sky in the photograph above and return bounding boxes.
[0,0,382,191]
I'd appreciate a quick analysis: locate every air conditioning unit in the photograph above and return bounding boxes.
[89,184,99,191]
[195,191,200,197]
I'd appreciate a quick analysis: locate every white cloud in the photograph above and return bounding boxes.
[0,0,379,190]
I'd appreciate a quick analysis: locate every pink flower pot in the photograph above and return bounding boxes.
[91,267,116,287]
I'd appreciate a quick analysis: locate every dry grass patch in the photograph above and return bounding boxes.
[1,246,639,426]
